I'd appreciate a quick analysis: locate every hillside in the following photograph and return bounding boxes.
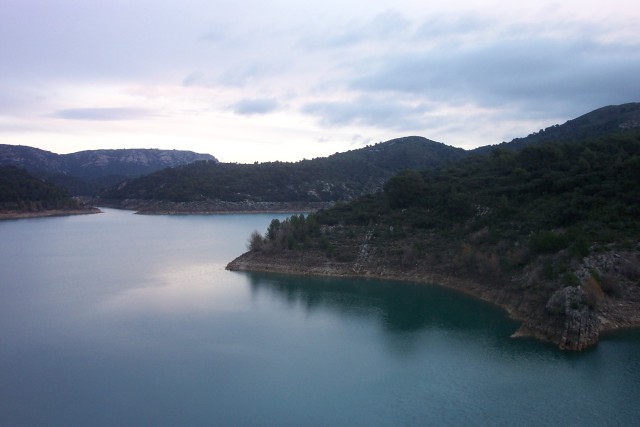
[101,103,640,213]
[0,166,98,218]
[0,145,217,195]
[474,102,640,154]
[228,130,640,351]
[100,136,466,212]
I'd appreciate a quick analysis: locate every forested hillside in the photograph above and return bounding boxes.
[0,145,216,195]
[474,102,640,154]
[100,136,466,208]
[232,130,640,350]
[0,166,85,212]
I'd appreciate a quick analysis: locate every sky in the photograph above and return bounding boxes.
[1,0,639,163]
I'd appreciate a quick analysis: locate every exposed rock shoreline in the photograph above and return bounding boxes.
[227,246,640,351]
[98,199,332,215]
[0,207,101,220]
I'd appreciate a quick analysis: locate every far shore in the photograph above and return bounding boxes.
[0,207,102,220]
[97,199,332,216]
[134,209,316,215]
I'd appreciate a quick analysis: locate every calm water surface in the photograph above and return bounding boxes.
[1,209,639,426]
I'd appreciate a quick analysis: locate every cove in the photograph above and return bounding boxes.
[0,208,638,426]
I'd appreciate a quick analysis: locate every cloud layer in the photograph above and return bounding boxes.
[1,0,639,161]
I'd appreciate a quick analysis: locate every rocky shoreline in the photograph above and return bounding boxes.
[98,198,332,215]
[0,207,102,220]
[227,245,640,351]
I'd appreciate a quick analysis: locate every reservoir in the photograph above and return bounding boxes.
[1,208,639,426]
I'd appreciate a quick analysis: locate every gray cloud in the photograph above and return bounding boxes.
[52,108,155,121]
[231,98,279,115]
[182,71,213,87]
[351,36,640,118]
[303,96,431,130]
[414,14,491,39]
[301,10,410,49]
[2,0,640,159]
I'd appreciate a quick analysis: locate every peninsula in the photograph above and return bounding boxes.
[228,129,640,351]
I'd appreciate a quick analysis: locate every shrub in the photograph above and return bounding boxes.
[530,231,569,254]
[583,276,605,309]
[248,230,264,251]
[562,271,580,287]
[600,274,623,297]
[570,233,591,258]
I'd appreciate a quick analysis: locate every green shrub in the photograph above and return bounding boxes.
[530,231,569,254]
[562,271,580,287]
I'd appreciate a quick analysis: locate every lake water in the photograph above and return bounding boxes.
[1,208,639,426]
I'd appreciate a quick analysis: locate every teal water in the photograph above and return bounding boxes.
[0,209,639,426]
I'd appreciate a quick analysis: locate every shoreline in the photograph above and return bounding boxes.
[226,253,526,321]
[0,207,102,220]
[97,199,332,215]
[226,249,640,351]
[135,209,316,215]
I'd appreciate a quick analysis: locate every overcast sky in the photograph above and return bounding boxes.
[1,0,639,163]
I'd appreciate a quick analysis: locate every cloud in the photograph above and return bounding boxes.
[302,96,432,130]
[52,108,155,121]
[351,35,640,118]
[182,71,216,88]
[300,10,411,49]
[414,14,492,40]
[3,1,640,161]
[231,98,279,115]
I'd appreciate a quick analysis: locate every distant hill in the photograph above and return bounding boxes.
[99,136,467,211]
[102,103,640,213]
[0,146,217,195]
[0,165,90,214]
[474,102,640,154]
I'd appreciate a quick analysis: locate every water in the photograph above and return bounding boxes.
[1,209,638,426]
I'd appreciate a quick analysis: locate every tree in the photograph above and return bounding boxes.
[248,230,264,251]
[266,219,281,240]
[384,170,424,209]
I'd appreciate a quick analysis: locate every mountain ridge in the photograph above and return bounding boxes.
[474,102,640,154]
[99,136,467,212]
[101,102,640,213]
[0,146,217,195]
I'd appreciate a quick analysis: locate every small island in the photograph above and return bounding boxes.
[228,130,640,351]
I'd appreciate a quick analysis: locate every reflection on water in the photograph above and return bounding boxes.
[244,270,519,337]
[1,209,639,427]
[99,263,245,316]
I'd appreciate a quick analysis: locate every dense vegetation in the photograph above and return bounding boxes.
[320,131,640,238]
[103,103,640,208]
[473,102,640,154]
[0,166,82,211]
[100,137,466,203]
[0,145,215,196]
[251,131,640,288]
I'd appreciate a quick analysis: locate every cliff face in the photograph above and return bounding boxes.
[0,145,65,173]
[61,149,217,180]
[227,225,640,351]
